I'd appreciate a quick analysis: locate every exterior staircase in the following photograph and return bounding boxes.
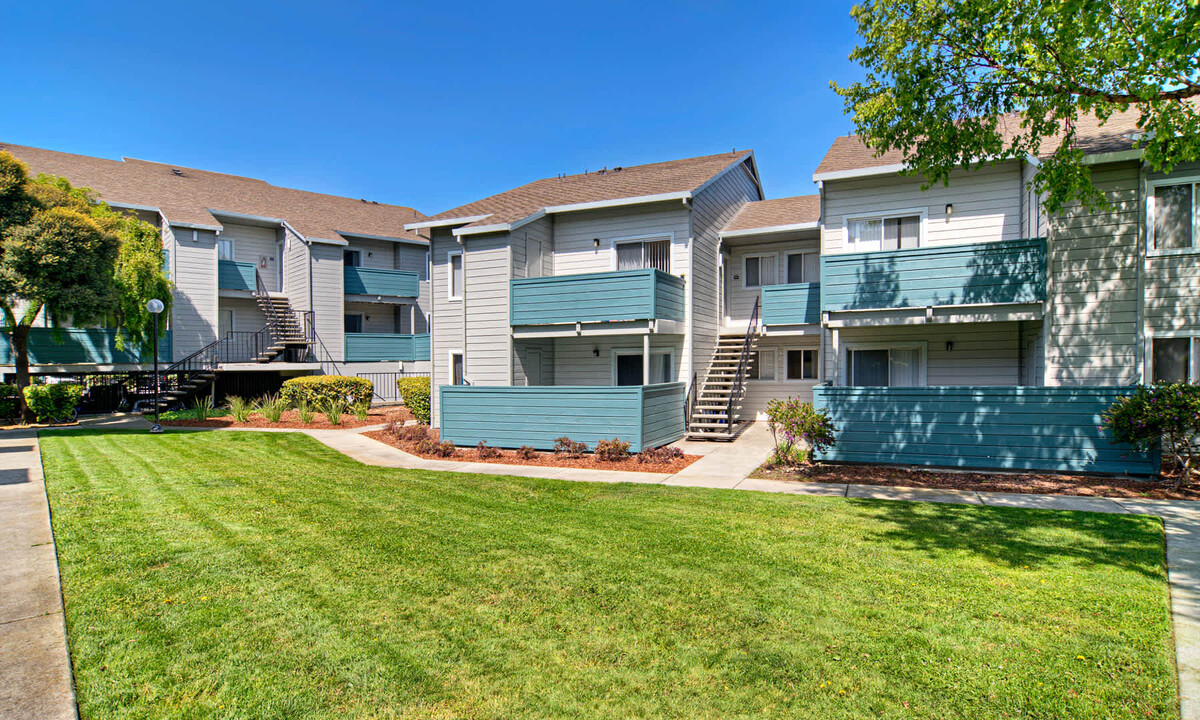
[687,298,759,441]
[252,272,313,363]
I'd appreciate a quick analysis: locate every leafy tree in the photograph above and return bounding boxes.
[0,151,172,415]
[1104,383,1200,487]
[834,0,1200,213]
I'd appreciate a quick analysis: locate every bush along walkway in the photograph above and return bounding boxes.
[0,428,76,720]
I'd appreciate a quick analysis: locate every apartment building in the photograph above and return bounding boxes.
[0,143,432,403]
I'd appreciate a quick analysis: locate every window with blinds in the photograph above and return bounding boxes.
[616,238,670,273]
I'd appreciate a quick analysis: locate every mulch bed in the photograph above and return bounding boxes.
[162,407,413,430]
[751,462,1200,501]
[363,429,700,474]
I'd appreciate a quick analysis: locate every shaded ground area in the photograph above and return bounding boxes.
[752,461,1199,500]
[40,430,1178,719]
[161,406,412,430]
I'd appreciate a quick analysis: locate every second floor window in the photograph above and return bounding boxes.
[448,252,463,300]
[616,238,670,273]
[847,345,923,386]
[846,213,921,252]
[786,252,819,284]
[216,239,234,261]
[344,249,362,267]
[744,254,777,287]
[1151,181,1198,251]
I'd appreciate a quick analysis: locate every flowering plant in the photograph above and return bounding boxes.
[765,397,837,466]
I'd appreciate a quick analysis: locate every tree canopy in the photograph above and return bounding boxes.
[834,0,1200,213]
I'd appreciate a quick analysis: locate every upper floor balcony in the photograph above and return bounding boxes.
[344,333,430,362]
[820,237,1046,314]
[510,269,685,330]
[760,283,821,326]
[218,259,256,293]
[344,266,420,299]
[0,328,172,366]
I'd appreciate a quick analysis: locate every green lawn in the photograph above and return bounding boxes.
[40,430,1177,719]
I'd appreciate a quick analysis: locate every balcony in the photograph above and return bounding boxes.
[509,269,685,326]
[343,267,420,298]
[0,328,172,365]
[344,333,430,362]
[440,382,685,452]
[761,283,821,325]
[218,260,256,292]
[820,237,1046,313]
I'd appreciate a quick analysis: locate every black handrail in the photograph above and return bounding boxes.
[724,296,759,428]
[254,270,284,343]
[685,372,698,426]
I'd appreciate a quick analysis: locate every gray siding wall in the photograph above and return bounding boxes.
[741,337,821,419]
[394,243,429,278]
[223,222,281,292]
[1145,161,1200,342]
[430,229,458,425]
[1044,162,1141,386]
[220,298,267,332]
[552,336,685,386]
[282,227,310,311]
[725,233,820,325]
[824,322,1023,386]
[513,339,555,386]
[345,238,392,270]
[170,225,218,358]
[310,242,345,363]
[551,204,690,276]
[509,216,553,382]
[690,160,761,381]
[822,162,1023,255]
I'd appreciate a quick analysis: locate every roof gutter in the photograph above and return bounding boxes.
[1082,148,1143,165]
[404,215,492,231]
[719,220,820,239]
[337,230,429,247]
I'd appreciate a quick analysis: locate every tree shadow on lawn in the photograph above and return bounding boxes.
[854,498,1166,580]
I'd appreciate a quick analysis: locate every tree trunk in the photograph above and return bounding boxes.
[11,324,32,422]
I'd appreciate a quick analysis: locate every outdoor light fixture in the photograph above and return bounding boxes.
[593,238,600,248]
[146,298,165,434]
[945,203,954,216]
[946,341,954,352]
[593,346,600,357]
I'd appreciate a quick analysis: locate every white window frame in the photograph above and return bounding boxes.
[446,250,463,302]
[742,252,779,289]
[1147,176,1200,256]
[343,312,365,334]
[784,250,819,284]
[216,237,235,261]
[610,233,674,274]
[1149,333,1200,383]
[448,350,466,386]
[842,207,928,253]
[841,341,928,387]
[783,347,819,381]
[610,347,675,386]
[749,348,777,382]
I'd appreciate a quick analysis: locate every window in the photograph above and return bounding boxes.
[1153,338,1194,383]
[451,353,465,385]
[749,349,776,381]
[216,238,234,261]
[344,314,363,334]
[846,345,924,386]
[786,349,817,380]
[343,249,362,267]
[1150,181,1198,251]
[786,252,819,284]
[846,212,924,252]
[744,254,777,288]
[613,350,673,386]
[616,237,670,273]
[447,251,463,301]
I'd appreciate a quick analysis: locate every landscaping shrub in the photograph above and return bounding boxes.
[429,440,457,458]
[554,436,588,458]
[1105,382,1200,486]
[255,393,286,423]
[23,383,82,423]
[636,446,685,464]
[295,399,315,425]
[516,445,537,460]
[321,398,348,425]
[765,397,836,466]
[352,401,371,422]
[400,424,429,442]
[192,395,215,422]
[227,396,251,422]
[0,384,20,419]
[414,437,438,455]
[396,376,430,425]
[476,441,501,459]
[281,376,372,409]
[595,438,631,462]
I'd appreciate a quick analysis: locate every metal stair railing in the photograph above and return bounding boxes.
[723,296,759,429]
[685,372,698,426]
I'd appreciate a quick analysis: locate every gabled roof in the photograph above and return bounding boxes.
[0,143,427,244]
[413,151,757,235]
[721,194,820,237]
[814,105,1160,179]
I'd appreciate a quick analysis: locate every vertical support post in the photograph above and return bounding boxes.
[150,312,162,434]
[643,333,651,385]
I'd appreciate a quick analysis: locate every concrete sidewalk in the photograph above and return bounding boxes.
[0,429,76,720]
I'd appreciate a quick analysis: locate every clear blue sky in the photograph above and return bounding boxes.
[0,1,864,214]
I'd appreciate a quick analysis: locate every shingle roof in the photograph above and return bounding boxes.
[0,143,427,243]
[814,105,1159,176]
[722,194,820,234]
[422,151,755,231]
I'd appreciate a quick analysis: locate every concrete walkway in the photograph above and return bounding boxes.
[0,428,76,720]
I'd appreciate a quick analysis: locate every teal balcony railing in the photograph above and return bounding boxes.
[217,260,256,292]
[344,267,420,298]
[0,328,172,365]
[344,333,430,362]
[820,237,1047,312]
[761,283,821,325]
[510,269,685,326]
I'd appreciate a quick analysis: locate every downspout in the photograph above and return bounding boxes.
[1136,161,1149,385]
[684,197,695,385]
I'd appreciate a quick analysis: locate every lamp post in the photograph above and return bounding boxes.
[147,299,165,434]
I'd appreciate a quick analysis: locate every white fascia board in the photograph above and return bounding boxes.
[692,152,757,198]
[166,219,223,232]
[543,191,692,214]
[453,222,511,237]
[719,221,820,239]
[509,209,547,231]
[105,200,161,213]
[812,163,908,183]
[206,208,287,226]
[1082,148,1143,165]
[309,236,349,247]
[337,230,429,246]
[404,215,492,231]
